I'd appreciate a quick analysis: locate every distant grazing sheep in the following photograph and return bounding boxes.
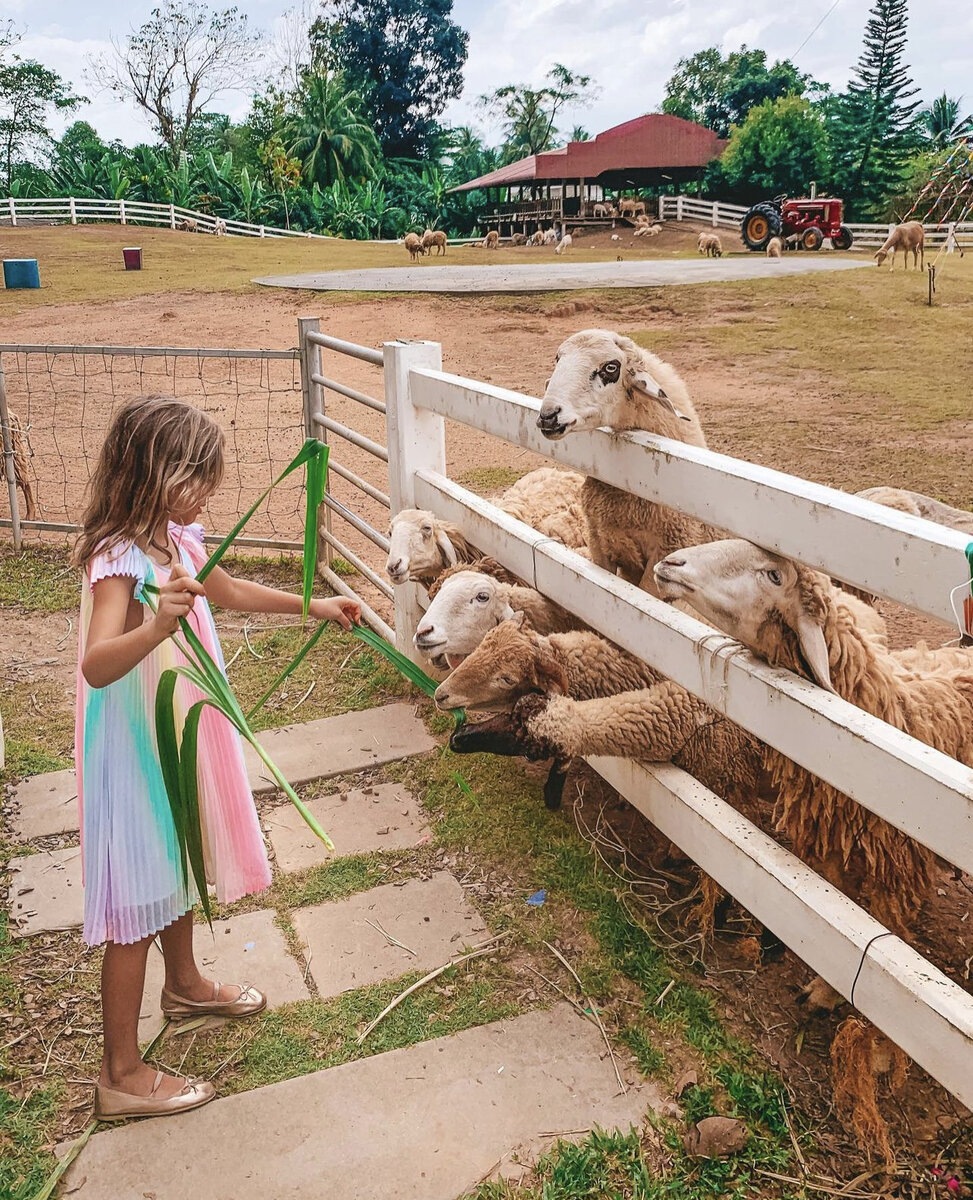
[527,230,545,246]
[874,221,924,270]
[542,228,559,246]
[483,230,499,249]
[510,232,528,246]
[766,237,783,258]
[593,202,611,218]
[697,231,722,257]
[633,223,661,238]
[555,234,572,255]
[403,232,426,261]
[421,229,447,255]
[213,218,227,237]
[176,218,198,233]
[618,197,636,218]
[610,233,621,241]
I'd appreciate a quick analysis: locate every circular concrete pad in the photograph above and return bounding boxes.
[255,256,871,293]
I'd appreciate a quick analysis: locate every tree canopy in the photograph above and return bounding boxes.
[720,95,831,200]
[311,0,468,160]
[479,63,596,162]
[662,46,817,138]
[0,33,84,190]
[284,69,380,188]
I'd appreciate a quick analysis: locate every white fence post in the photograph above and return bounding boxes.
[947,222,957,253]
[69,197,77,225]
[8,197,15,227]
[298,317,333,575]
[712,201,718,227]
[676,195,684,222]
[259,224,265,238]
[169,204,176,229]
[658,196,665,221]
[383,339,445,661]
[119,199,126,225]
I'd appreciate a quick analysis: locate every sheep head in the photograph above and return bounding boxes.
[414,571,515,668]
[536,329,688,440]
[433,613,568,711]
[874,248,889,266]
[653,539,836,692]
[386,509,459,584]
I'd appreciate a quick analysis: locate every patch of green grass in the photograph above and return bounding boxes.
[0,679,75,785]
[620,1026,667,1077]
[457,466,527,495]
[271,850,413,910]
[0,545,78,612]
[0,1082,63,1200]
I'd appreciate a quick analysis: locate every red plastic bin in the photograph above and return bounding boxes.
[123,247,142,270]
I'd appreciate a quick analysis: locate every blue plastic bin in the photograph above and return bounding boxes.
[3,259,40,289]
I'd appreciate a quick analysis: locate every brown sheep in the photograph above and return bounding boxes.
[697,231,722,257]
[403,232,426,261]
[874,221,924,270]
[766,237,783,258]
[510,232,528,246]
[421,229,447,255]
[483,230,499,249]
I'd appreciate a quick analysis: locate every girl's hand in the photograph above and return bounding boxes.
[154,565,205,636]
[309,596,361,631]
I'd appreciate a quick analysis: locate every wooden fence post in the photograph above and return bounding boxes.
[0,355,23,553]
[298,316,333,575]
[383,338,445,661]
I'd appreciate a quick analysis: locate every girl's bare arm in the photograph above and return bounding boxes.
[202,566,360,629]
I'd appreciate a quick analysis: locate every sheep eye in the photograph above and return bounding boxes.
[767,569,783,586]
[421,525,433,536]
[500,675,516,686]
[598,360,621,383]
[475,592,490,603]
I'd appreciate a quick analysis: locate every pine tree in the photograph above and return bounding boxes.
[831,0,921,217]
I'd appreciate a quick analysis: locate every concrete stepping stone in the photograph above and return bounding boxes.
[8,846,82,937]
[293,872,487,998]
[266,783,429,872]
[8,703,436,840]
[62,1004,656,1200]
[139,908,310,1042]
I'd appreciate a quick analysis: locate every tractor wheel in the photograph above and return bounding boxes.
[832,225,854,250]
[740,203,782,251]
[801,226,824,251]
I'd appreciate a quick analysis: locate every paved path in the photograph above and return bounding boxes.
[254,256,871,294]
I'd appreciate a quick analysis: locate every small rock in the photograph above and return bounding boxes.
[674,1068,698,1096]
[683,1116,749,1158]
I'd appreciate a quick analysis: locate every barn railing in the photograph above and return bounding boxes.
[369,348,973,1110]
[0,196,330,240]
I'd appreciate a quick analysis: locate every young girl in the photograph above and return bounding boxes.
[75,395,359,1120]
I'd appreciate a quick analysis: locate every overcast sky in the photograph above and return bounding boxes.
[7,0,972,148]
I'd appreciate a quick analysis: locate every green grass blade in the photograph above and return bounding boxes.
[351,624,465,725]
[302,442,329,621]
[197,438,324,583]
[179,701,213,925]
[246,620,328,720]
[241,732,335,851]
[154,669,189,885]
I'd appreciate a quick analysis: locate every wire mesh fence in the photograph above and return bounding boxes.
[0,344,307,548]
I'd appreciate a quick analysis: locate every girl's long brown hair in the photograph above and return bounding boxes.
[74,396,225,569]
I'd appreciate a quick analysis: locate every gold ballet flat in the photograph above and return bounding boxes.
[94,1071,216,1121]
[160,981,267,1019]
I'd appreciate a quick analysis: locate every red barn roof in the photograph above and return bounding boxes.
[451,114,726,191]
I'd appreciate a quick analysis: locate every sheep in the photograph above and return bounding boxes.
[633,223,661,238]
[483,230,500,249]
[176,218,198,233]
[536,330,716,593]
[527,230,545,247]
[542,228,559,246]
[618,197,636,218]
[403,232,426,261]
[555,234,572,255]
[213,218,228,237]
[652,537,973,939]
[631,200,646,219]
[697,232,722,257]
[415,568,588,669]
[385,467,589,585]
[856,486,973,534]
[421,229,448,255]
[4,409,36,520]
[874,221,924,270]
[510,232,528,246]
[610,234,621,242]
[766,237,783,258]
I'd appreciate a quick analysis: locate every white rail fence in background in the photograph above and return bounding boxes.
[660,194,973,248]
[296,325,973,1110]
[0,196,329,240]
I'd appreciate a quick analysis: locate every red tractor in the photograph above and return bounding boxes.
[741,194,854,251]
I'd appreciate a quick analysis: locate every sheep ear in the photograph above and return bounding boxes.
[632,372,692,422]
[510,610,527,629]
[435,527,458,566]
[532,650,569,695]
[796,612,835,692]
[499,601,516,623]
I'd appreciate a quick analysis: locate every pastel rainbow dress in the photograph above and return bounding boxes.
[76,523,271,946]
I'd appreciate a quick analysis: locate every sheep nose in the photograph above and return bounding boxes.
[661,555,686,568]
[387,557,404,575]
[434,686,451,707]
[537,406,561,428]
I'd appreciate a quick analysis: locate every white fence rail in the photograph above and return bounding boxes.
[660,194,973,248]
[0,196,329,240]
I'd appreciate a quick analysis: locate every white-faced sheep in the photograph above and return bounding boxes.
[176,218,198,233]
[697,232,722,257]
[483,230,500,249]
[415,567,588,669]
[874,221,924,270]
[527,230,545,247]
[510,232,528,246]
[592,203,609,218]
[403,232,426,261]
[633,223,661,238]
[542,228,559,246]
[536,330,716,592]
[421,229,447,255]
[385,467,589,585]
[857,486,973,534]
[213,218,228,237]
[555,234,572,254]
[610,233,621,241]
[766,237,783,258]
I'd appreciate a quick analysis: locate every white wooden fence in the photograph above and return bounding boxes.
[297,322,973,1110]
[660,194,973,248]
[0,196,329,240]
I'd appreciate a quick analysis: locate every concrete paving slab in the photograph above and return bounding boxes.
[8,768,77,840]
[293,872,487,998]
[255,255,871,294]
[62,1004,657,1200]
[139,908,310,1042]
[8,846,82,937]
[266,783,428,871]
[8,703,436,840]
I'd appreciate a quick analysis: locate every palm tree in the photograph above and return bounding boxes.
[286,71,380,188]
[570,125,591,142]
[921,94,973,147]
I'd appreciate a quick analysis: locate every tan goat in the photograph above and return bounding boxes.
[874,221,924,270]
[421,229,447,255]
[403,232,426,261]
[483,230,499,249]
